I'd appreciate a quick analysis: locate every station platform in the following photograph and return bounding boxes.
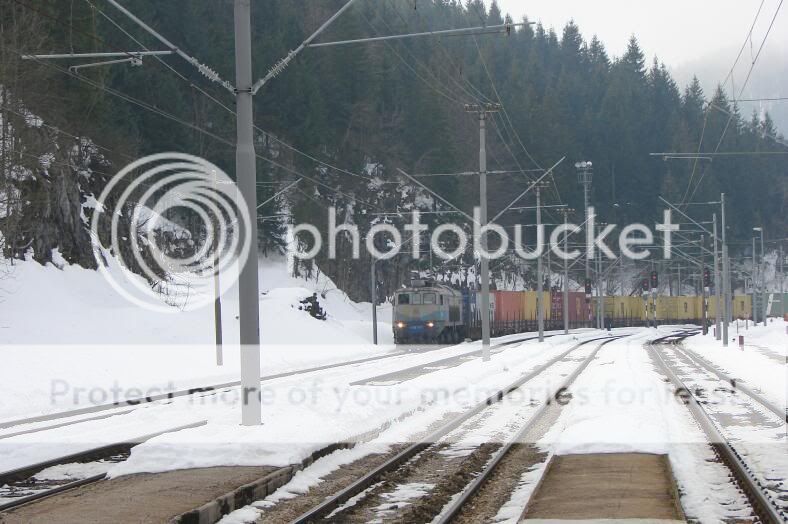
[521,453,685,522]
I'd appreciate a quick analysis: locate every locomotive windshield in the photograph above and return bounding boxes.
[398,292,438,305]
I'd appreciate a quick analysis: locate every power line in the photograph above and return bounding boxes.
[472,36,543,172]
[708,104,788,150]
[1,105,133,160]
[736,96,788,102]
[386,0,494,105]
[682,0,767,205]
[102,0,374,181]
[721,0,766,90]
[684,0,784,204]
[85,0,236,114]
[20,1,377,185]
[16,48,386,211]
[470,34,565,210]
[358,9,469,106]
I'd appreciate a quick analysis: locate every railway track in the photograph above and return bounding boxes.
[0,329,620,521]
[0,345,450,434]
[648,336,787,524]
[0,420,206,512]
[282,333,629,524]
[426,329,709,524]
[351,332,565,385]
[0,331,582,443]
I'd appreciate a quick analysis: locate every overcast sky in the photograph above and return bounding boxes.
[493,0,786,68]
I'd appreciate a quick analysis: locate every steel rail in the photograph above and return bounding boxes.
[288,334,627,524]
[0,344,467,432]
[648,340,785,524]
[349,333,565,386]
[0,331,590,437]
[434,335,626,523]
[671,345,786,422]
[0,474,107,512]
[0,420,207,512]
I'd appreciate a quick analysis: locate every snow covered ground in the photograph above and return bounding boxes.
[0,329,602,473]
[681,319,787,410]
[0,253,391,346]
[2,253,785,523]
[0,254,396,420]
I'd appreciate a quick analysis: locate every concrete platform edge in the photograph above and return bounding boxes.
[168,442,351,524]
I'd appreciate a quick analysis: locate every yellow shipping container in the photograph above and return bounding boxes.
[603,296,644,319]
[655,296,701,321]
[707,295,753,319]
[732,295,752,319]
[522,291,551,320]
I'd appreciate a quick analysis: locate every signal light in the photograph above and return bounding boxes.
[650,270,658,289]
[703,267,711,288]
[584,278,592,296]
[641,279,649,292]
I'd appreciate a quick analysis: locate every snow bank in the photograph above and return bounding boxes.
[682,319,786,410]
[0,254,394,420]
[0,253,391,345]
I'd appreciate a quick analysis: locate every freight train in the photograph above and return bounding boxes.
[392,278,755,343]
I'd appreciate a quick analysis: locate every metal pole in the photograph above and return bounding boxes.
[701,234,707,334]
[562,212,569,335]
[214,258,223,365]
[597,246,603,329]
[780,242,784,319]
[721,193,730,346]
[760,230,766,325]
[370,258,378,345]
[234,0,261,426]
[479,111,491,360]
[781,242,785,319]
[752,237,757,324]
[713,214,721,340]
[536,185,544,342]
[213,170,224,366]
[584,174,591,325]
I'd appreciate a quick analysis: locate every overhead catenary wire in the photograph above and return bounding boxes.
[358,10,470,106]
[15,48,388,212]
[469,32,566,216]
[682,0,784,205]
[384,0,496,106]
[1,105,134,161]
[101,0,234,92]
[682,0,766,205]
[85,0,375,183]
[15,3,378,189]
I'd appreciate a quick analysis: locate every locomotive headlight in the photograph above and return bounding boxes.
[426,321,434,328]
[396,321,406,329]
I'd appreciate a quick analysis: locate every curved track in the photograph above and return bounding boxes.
[0,332,575,441]
[648,336,786,524]
[286,333,627,523]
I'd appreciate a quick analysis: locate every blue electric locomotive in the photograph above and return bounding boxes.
[393,279,466,343]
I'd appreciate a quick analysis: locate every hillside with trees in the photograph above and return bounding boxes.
[1,0,785,300]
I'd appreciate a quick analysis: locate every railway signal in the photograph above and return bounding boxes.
[650,270,658,290]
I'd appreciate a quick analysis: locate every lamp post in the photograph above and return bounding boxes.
[753,227,765,325]
[575,161,593,326]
